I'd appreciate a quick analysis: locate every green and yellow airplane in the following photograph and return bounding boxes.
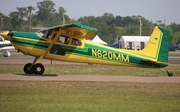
[0,23,173,76]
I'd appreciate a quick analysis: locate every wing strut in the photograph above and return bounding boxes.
[39,29,63,63]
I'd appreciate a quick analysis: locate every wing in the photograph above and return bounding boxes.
[47,23,97,39]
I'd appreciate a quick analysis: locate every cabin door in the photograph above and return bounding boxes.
[50,44,66,55]
[49,35,70,56]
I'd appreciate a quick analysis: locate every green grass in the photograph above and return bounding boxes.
[0,81,180,112]
[0,64,180,76]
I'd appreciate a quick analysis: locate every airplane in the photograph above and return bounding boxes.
[0,23,173,76]
[0,35,15,57]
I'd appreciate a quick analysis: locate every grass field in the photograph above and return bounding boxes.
[0,81,180,112]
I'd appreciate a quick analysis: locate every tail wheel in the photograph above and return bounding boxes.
[33,63,45,75]
[24,63,34,74]
[167,71,173,77]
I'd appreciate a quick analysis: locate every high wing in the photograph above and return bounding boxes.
[46,23,97,39]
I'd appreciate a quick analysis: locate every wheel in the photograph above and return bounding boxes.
[24,63,34,74]
[33,63,45,75]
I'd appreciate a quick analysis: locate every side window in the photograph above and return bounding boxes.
[71,38,82,46]
[58,35,70,44]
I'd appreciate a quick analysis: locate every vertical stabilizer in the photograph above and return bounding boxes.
[139,26,170,63]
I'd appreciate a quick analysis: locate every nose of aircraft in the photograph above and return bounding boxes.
[0,31,11,40]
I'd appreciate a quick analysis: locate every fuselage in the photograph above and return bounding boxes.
[9,31,167,68]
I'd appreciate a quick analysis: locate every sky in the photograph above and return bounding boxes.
[0,0,180,25]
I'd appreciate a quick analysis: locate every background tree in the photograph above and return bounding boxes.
[36,0,56,26]
[37,0,56,13]
[58,7,66,15]
[27,6,35,31]
[9,11,24,30]
[1,0,180,44]
[17,7,27,19]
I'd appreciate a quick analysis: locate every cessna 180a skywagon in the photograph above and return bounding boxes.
[0,23,173,76]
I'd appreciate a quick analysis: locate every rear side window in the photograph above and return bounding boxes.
[71,38,82,46]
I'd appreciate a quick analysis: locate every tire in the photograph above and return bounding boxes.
[24,63,34,74]
[33,63,45,75]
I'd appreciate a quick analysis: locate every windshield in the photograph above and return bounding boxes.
[37,28,51,39]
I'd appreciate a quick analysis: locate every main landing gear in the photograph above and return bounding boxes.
[23,57,45,75]
[24,63,45,75]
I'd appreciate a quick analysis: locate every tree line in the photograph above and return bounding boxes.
[0,0,180,45]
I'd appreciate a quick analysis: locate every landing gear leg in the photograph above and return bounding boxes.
[23,57,45,75]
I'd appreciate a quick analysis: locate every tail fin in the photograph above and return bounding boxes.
[139,26,170,63]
